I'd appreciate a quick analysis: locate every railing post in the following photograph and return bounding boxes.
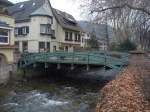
[71,64,74,70]
[86,52,90,71]
[104,50,107,71]
[57,63,61,70]
[23,69,26,78]
[19,60,22,68]
[71,52,75,70]
[45,62,48,69]
[33,63,36,68]
[73,52,75,63]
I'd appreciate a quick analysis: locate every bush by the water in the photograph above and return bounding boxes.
[110,39,136,52]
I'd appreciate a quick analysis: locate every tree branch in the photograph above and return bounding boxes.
[91,3,150,15]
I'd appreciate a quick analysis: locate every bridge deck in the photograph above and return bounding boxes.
[19,51,129,70]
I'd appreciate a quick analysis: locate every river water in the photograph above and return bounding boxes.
[0,69,119,112]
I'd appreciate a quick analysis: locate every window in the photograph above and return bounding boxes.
[40,25,46,34]
[15,26,29,36]
[0,28,9,44]
[46,42,50,52]
[40,24,51,35]
[22,27,29,35]
[69,32,73,41]
[78,34,81,42]
[74,33,81,42]
[75,33,78,41]
[39,42,45,52]
[65,32,69,41]
[39,42,45,48]
[65,32,73,41]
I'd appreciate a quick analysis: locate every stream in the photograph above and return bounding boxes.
[0,68,119,112]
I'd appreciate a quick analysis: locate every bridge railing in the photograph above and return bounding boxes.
[20,51,129,69]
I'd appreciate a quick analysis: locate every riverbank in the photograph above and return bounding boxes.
[0,64,17,84]
[96,56,150,112]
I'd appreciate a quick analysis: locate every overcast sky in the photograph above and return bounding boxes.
[10,0,86,20]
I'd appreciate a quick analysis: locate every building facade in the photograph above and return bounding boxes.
[0,0,15,84]
[8,0,84,53]
[81,32,91,48]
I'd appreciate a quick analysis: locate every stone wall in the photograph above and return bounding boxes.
[0,64,17,84]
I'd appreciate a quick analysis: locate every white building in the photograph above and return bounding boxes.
[81,32,91,47]
[8,0,84,53]
[97,38,108,50]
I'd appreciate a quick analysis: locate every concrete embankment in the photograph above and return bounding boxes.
[0,64,17,84]
[96,56,150,112]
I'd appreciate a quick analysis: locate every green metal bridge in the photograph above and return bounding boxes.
[19,51,129,70]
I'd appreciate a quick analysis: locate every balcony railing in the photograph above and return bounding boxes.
[65,38,73,41]
[75,40,81,42]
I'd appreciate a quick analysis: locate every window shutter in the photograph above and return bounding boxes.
[18,28,22,35]
[26,26,29,33]
[65,32,68,40]
[47,24,51,34]
[69,32,72,41]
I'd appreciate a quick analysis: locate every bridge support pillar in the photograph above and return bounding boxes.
[57,64,61,70]
[23,69,26,78]
[71,64,74,70]
[45,63,48,69]
[86,65,90,71]
[33,63,36,68]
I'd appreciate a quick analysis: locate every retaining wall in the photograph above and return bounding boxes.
[0,64,17,84]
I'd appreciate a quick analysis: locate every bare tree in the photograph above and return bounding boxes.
[80,0,150,50]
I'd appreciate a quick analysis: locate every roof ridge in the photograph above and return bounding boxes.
[52,8,74,17]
